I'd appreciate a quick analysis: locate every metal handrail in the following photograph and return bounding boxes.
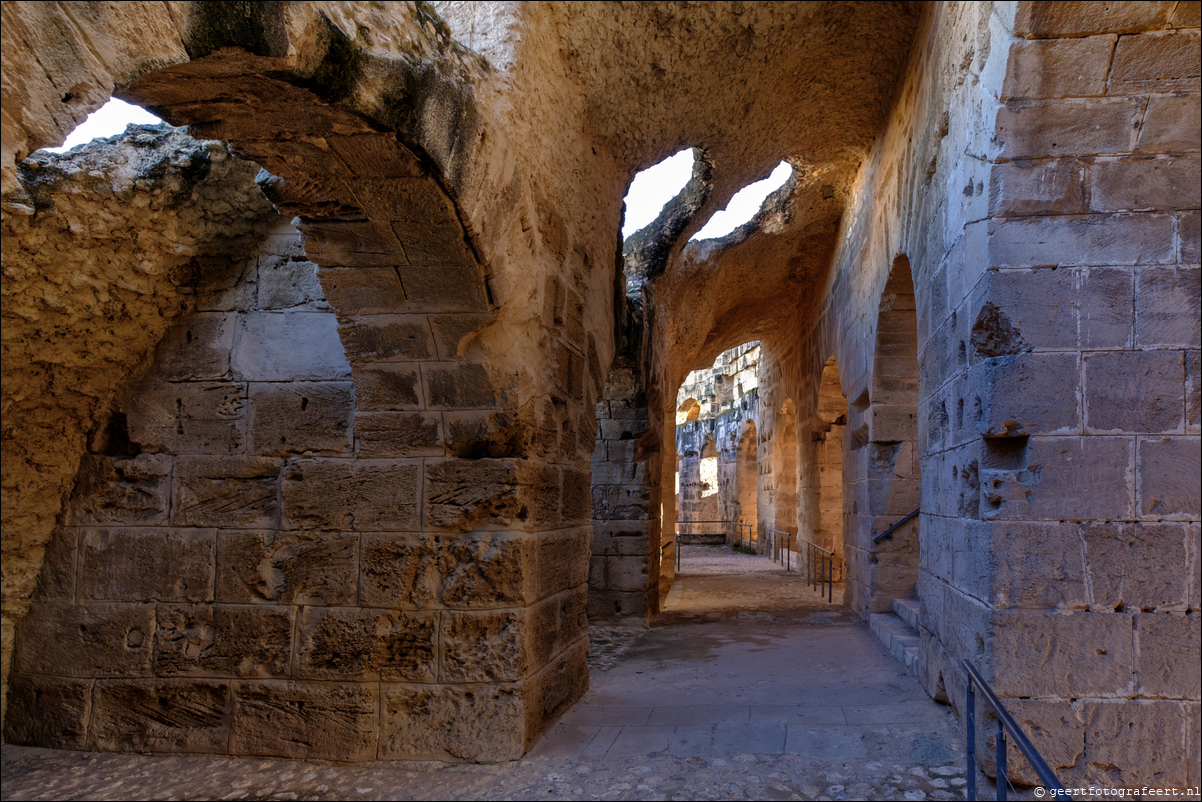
[765,528,793,572]
[799,537,838,602]
[872,508,919,545]
[963,660,1065,800]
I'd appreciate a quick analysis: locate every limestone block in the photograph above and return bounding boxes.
[1080,268,1136,349]
[194,253,257,313]
[527,586,588,668]
[248,381,353,455]
[232,681,378,761]
[1135,268,1202,348]
[151,313,235,381]
[444,410,524,458]
[592,523,650,556]
[441,610,525,682]
[1137,613,1201,697]
[121,381,245,455]
[154,605,292,678]
[297,219,405,268]
[980,436,1133,521]
[587,590,647,620]
[354,176,455,222]
[988,214,1174,268]
[561,468,593,524]
[1188,351,1201,432]
[257,253,326,310]
[172,456,280,528]
[398,267,487,312]
[318,267,406,315]
[1083,522,1190,610]
[380,683,524,762]
[1183,211,1202,264]
[973,353,1081,436]
[538,527,590,599]
[523,637,589,735]
[969,521,1089,610]
[353,364,423,411]
[430,313,490,360]
[991,610,1133,697]
[989,158,1088,217]
[231,312,351,381]
[80,528,215,602]
[1084,350,1184,433]
[1137,95,1202,153]
[1002,37,1114,99]
[327,135,425,179]
[1137,437,1201,518]
[296,607,436,681]
[15,602,153,678]
[1192,523,1201,611]
[974,698,1085,784]
[2,675,91,749]
[360,532,533,609]
[425,458,523,530]
[337,315,435,362]
[1083,701,1190,786]
[996,98,1140,159]
[217,531,357,606]
[424,362,497,409]
[1014,1,1174,37]
[355,411,443,457]
[31,527,78,601]
[67,454,171,526]
[1108,30,1202,94]
[604,555,650,593]
[1091,155,1202,212]
[282,459,419,531]
[90,679,230,754]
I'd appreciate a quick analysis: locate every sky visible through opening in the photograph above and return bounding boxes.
[44,99,163,153]
[622,152,793,243]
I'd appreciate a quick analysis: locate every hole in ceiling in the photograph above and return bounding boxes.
[690,161,793,241]
[621,148,696,240]
[42,98,163,154]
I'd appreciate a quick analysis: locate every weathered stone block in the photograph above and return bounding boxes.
[2,675,91,749]
[217,531,357,606]
[962,522,1089,610]
[1137,95,1202,153]
[282,459,419,531]
[380,683,524,762]
[355,411,443,457]
[527,586,588,667]
[430,313,490,360]
[90,679,230,754]
[1083,701,1190,786]
[1014,1,1174,37]
[424,362,497,409]
[523,637,589,737]
[1137,613,1201,697]
[444,410,525,458]
[32,527,77,601]
[80,528,215,602]
[1091,155,1202,212]
[991,610,1133,697]
[1080,267,1135,349]
[561,468,592,524]
[988,214,1174,267]
[1083,522,1190,610]
[257,253,326,310]
[68,454,171,526]
[328,134,424,178]
[1188,350,1201,432]
[151,313,235,381]
[1108,30,1201,94]
[172,456,280,528]
[442,610,525,682]
[318,267,406,315]
[1183,211,1202,264]
[121,381,245,455]
[297,218,404,267]
[338,315,434,362]
[15,602,153,678]
[1084,350,1184,433]
[1135,268,1202,348]
[398,267,486,312]
[975,698,1085,785]
[355,176,455,222]
[296,607,437,681]
[249,381,353,455]
[425,458,521,530]
[1138,436,1201,518]
[587,590,647,621]
[154,605,292,678]
[360,532,533,609]
[1002,37,1114,99]
[231,311,351,381]
[194,253,256,313]
[232,681,378,761]
[996,99,1140,158]
[538,527,590,599]
[980,436,1133,521]
[353,363,423,411]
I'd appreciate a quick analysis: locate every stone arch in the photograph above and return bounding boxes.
[807,357,848,576]
[677,397,702,423]
[734,421,758,541]
[866,254,921,612]
[4,4,592,765]
[772,399,799,540]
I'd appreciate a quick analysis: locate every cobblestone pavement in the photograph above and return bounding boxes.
[2,548,973,801]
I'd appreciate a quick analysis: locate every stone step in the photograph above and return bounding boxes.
[869,610,920,677]
[892,596,922,631]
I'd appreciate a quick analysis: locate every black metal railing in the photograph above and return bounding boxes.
[800,538,837,602]
[765,528,793,571]
[733,522,754,549]
[872,508,919,545]
[963,659,1066,800]
[660,536,678,573]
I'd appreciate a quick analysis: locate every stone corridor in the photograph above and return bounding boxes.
[1,547,969,801]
